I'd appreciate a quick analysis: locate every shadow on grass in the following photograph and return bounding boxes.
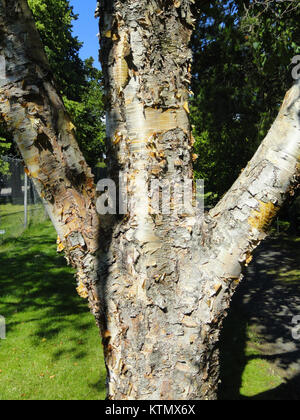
[0,225,104,371]
[0,236,79,313]
[219,233,300,400]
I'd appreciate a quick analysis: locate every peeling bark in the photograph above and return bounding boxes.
[96,0,300,400]
[97,0,207,400]
[0,0,104,326]
[0,0,299,401]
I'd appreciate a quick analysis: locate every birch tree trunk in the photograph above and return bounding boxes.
[0,0,104,327]
[96,0,300,399]
[0,0,299,400]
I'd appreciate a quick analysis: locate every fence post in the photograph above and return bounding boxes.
[0,315,6,340]
[24,171,28,228]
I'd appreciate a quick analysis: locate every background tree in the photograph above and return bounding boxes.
[0,138,10,175]
[63,58,106,168]
[28,0,86,101]
[191,0,300,203]
[0,0,106,168]
[0,120,13,182]
[28,0,106,167]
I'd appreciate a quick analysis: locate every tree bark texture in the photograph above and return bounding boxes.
[0,0,299,400]
[0,0,104,327]
[96,0,300,399]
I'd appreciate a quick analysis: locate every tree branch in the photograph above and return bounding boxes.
[0,0,103,324]
[207,80,300,281]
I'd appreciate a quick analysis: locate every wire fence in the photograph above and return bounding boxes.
[0,156,48,242]
[1,155,298,243]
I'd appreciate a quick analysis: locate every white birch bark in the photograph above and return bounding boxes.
[96,0,300,399]
[0,0,103,326]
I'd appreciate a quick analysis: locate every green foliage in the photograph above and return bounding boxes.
[1,0,105,168]
[0,139,10,175]
[191,0,300,204]
[26,0,106,166]
[63,59,106,167]
[0,122,13,175]
[241,1,300,84]
[28,0,86,101]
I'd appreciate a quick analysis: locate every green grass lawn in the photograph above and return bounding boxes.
[0,214,298,400]
[0,203,46,241]
[0,221,106,400]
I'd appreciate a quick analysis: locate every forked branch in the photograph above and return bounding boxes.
[0,0,103,324]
